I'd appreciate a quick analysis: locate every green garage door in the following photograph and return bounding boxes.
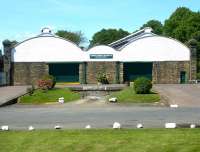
[49,63,79,82]
[124,62,152,82]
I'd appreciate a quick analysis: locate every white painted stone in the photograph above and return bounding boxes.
[28,126,35,131]
[165,123,176,128]
[85,125,91,129]
[1,126,9,131]
[58,97,64,103]
[170,104,178,108]
[190,124,196,128]
[109,97,117,103]
[54,125,62,129]
[137,123,143,128]
[113,122,121,129]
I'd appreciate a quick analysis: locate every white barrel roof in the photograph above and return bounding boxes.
[12,35,86,62]
[12,28,191,63]
[119,36,190,62]
[86,45,119,61]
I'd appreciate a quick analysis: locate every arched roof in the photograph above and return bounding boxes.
[119,36,190,62]
[86,45,119,61]
[12,28,191,63]
[12,35,85,62]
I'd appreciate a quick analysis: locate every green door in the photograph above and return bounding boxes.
[180,71,186,84]
[123,62,153,82]
[49,63,79,82]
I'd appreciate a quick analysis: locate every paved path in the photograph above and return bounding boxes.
[154,84,200,107]
[0,86,29,106]
[0,104,200,129]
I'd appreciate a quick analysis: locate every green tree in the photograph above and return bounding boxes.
[90,28,130,47]
[163,7,200,74]
[2,39,18,48]
[140,20,163,35]
[163,7,199,42]
[55,30,85,46]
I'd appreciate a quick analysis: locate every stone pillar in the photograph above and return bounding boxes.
[2,40,12,85]
[115,62,120,84]
[79,62,87,84]
[152,62,158,84]
[119,62,124,84]
[190,46,197,80]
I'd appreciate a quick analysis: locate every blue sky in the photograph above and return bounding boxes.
[0,0,199,47]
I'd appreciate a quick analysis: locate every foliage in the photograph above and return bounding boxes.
[163,7,200,43]
[37,75,56,90]
[1,129,200,152]
[187,39,198,47]
[20,88,80,104]
[134,77,152,94]
[90,28,130,47]
[109,87,160,103]
[2,39,18,47]
[96,72,109,84]
[55,30,85,46]
[42,75,56,88]
[141,20,163,35]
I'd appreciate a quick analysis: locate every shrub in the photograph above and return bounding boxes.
[134,77,152,94]
[42,75,56,88]
[96,72,109,84]
[37,75,56,90]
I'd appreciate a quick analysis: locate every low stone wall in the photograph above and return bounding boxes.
[13,62,48,85]
[152,61,190,84]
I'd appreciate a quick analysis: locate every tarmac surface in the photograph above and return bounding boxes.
[0,86,29,106]
[0,103,200,129]
[154,84,200,107]
[0,84,200,129]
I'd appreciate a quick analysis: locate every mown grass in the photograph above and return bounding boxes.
[19,88,80,104]
[0,129,200,152]
[109,87,160,103]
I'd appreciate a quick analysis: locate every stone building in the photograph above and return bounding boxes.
[4,27,196,85]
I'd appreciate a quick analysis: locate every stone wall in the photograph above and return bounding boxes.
[86,62,118,84]
[12,61,193,85]
[190,47,197,80]
[152,61,190,84]
[13,62,48,85]
[119,62,124,83]
[79,62,86,84]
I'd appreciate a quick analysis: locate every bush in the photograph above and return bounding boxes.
[37,75,56,90]
[96,72,109,84]
[42,75,56,88]
[134,77,152,94]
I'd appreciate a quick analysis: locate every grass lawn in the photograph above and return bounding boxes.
[19,88,80,104]
[109,87,160,103]
[0,129,200,152]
